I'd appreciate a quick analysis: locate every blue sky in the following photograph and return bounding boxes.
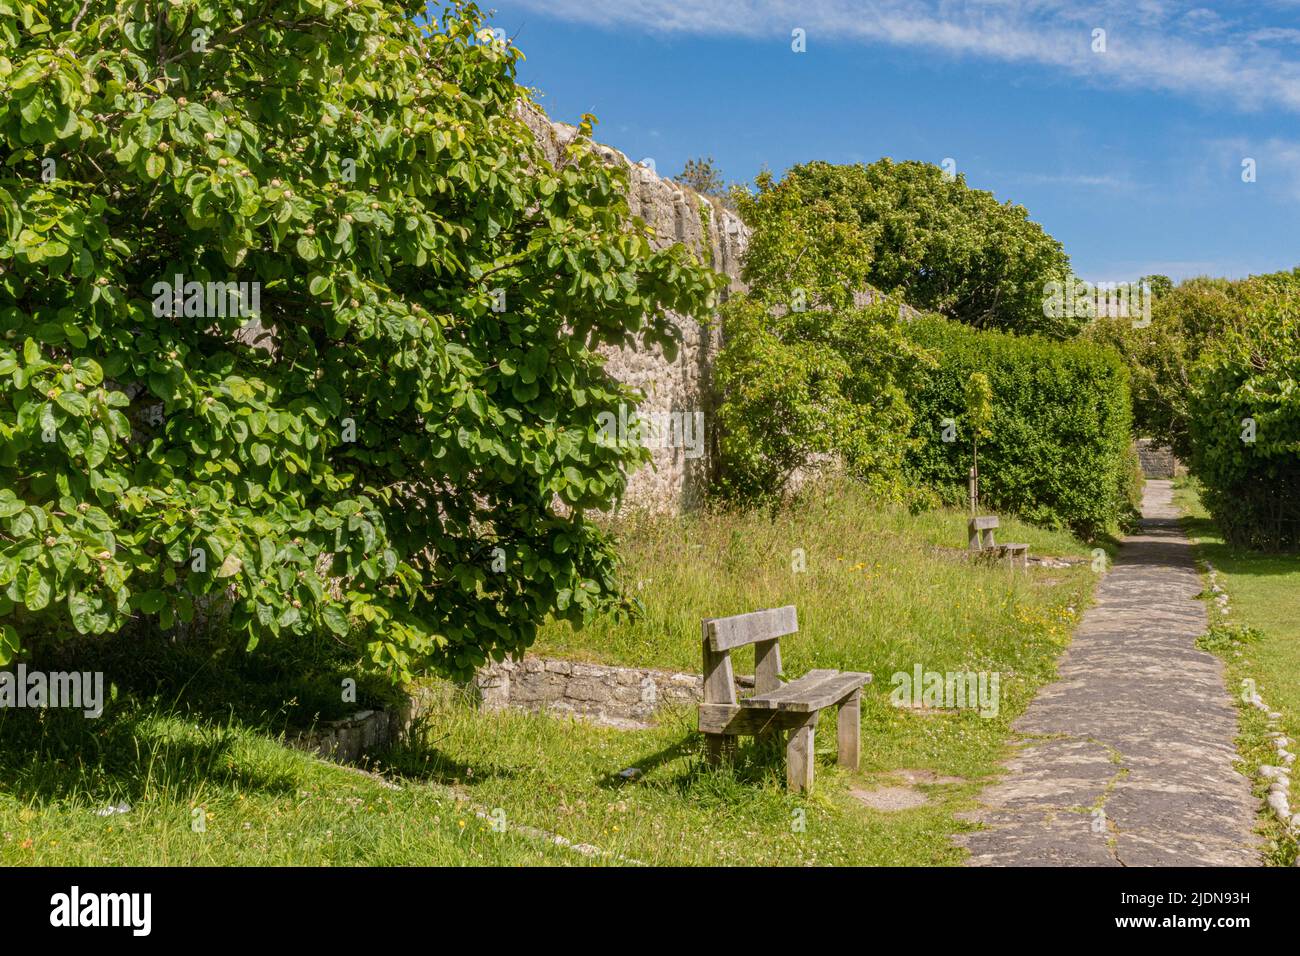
[467,0,1300,283]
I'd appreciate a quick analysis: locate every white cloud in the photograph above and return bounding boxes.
[1248,27,1300,45]
[504,1,1300,113]
[1204,136,1300,199]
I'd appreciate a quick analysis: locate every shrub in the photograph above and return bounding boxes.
[1187,271,1300,551]
[714,296,930,506]
[0,1,719,678]
[904,315,1136,536]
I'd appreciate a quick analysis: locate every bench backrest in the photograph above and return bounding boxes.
[969,515,998,551]
[701,606,797,705]
[704,605,797,651]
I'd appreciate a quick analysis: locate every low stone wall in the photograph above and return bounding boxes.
[474,655,749,729]
[285,655,749,761]
[286,707,411,765]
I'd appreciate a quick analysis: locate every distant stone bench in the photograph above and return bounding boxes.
[698,605,871,793]
[968,515,1029,569]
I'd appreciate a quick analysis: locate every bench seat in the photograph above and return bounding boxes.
[741,669,872,713]
[998,542,1029,569]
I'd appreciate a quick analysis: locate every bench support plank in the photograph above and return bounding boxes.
[786,713,818,793]
[699,703,797,736]
[753,638,783,695]
[702,622,738,766]
[837,689,861,770]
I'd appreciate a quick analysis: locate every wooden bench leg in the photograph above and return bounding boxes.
[787,714,817,793]
[837,690,861,770]
[704,733,734,766]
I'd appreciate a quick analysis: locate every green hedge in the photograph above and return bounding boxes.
[905,316,1137,536]
[1188,271,1300,551]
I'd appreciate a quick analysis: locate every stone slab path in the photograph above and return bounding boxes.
[955,480,1260,866]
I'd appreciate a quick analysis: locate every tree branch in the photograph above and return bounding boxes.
[71,0,92,31]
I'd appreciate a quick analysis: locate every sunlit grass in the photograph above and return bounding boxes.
[0,702,570,866]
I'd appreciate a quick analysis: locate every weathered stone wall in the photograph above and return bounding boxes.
[1135,438,1182,479]
[474,655,754,729]
[287,707,410,765]
[522,109,750,513]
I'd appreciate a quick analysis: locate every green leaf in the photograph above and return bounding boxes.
[24,566,52,611]
[55,390,89,416]
[322,602,350,636]
[86,426,110,468]
[136,591,166,614]
[148,97,177,120]
[0,624,19,665]
[68,590,94,634]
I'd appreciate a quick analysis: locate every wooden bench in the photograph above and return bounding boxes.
[698,605,871,793]
[968,515,1029,569]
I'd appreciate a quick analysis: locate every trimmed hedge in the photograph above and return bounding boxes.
[1188,271,1300,550]
[905,316,1137,536]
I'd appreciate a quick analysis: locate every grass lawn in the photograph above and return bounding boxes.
[1175,477,1300,865]
[0,704,574,865]
[1,480,1104,865]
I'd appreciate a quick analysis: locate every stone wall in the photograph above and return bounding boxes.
[522,108,750,513]
[287,707,411,765]
[1135,438,1181,479]
[474,654,754,729]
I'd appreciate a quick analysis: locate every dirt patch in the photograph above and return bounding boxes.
[850,787,930,811]
[891,769,967,787]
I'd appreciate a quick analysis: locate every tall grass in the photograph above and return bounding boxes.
[538,480,1096,720]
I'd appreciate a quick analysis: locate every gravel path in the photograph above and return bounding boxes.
[956,480,1260,866]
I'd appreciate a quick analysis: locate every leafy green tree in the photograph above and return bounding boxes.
[1140,274,1174,300]
[713,162,932,506]
[734,160,1073,337]
[674,156,725,198]
[0,0,719,677]
[1083,276,1246,459]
